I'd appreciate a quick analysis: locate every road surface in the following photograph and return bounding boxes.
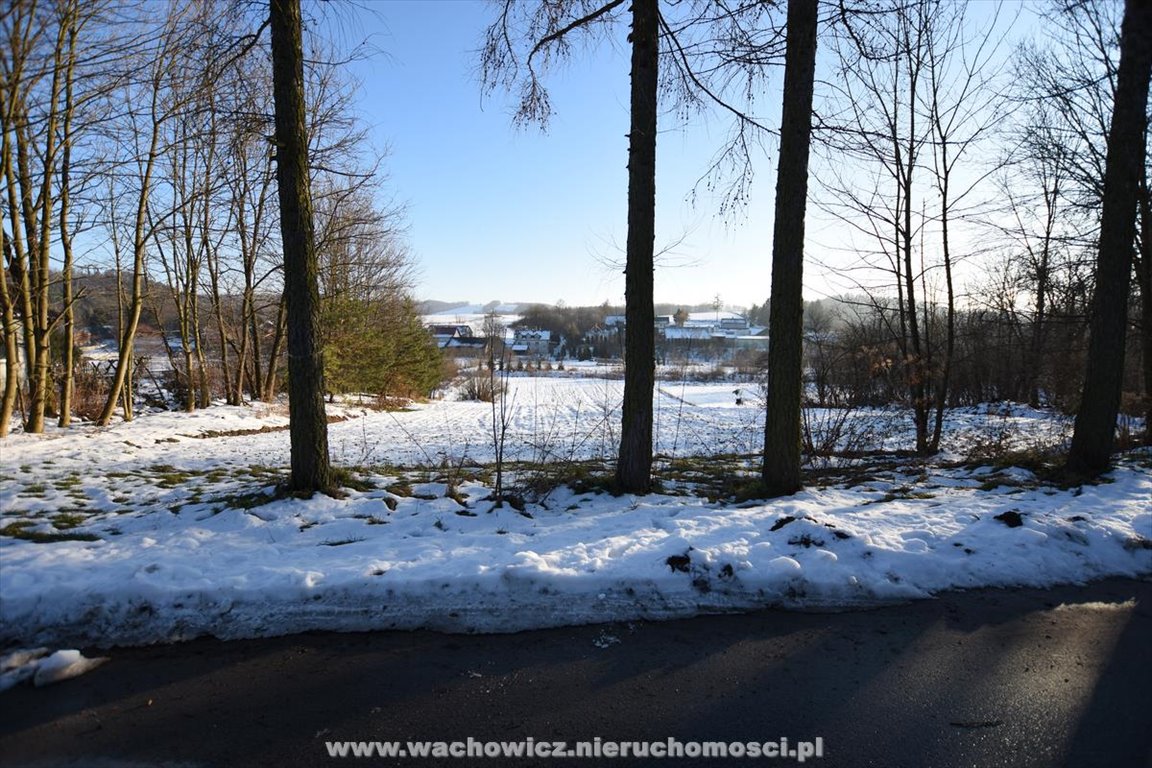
[1,578,1149,767]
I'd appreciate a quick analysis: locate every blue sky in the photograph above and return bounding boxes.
[337,0,1037,310]
[341,0,782,309]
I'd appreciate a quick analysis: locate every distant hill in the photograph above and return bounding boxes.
[417,301,536,316]
[414,300,473,315]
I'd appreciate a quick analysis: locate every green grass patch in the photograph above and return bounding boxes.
[56,474,84,489]
[330,467,376,493]
[246,465,284,481]
[0,520,100,543]
[351,514,389,525]
[217,487,284,510]
[50,512,89,530]
[386,480,413,497]
[156,471,196,489]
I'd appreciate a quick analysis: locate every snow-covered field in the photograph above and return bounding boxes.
[1,374,1149,658]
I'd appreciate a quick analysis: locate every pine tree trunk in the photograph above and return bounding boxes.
[615,0,659,495]
[270,0,331,495]
[1067,0,1151,476]
[762,0,818,497]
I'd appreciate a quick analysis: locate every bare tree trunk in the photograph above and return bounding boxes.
[0,232,18,437]
[762,0,818,497]
[929,119,953,453]
[615,0,658,495]
[206,243,237,404]
[900,102,928,454]
[23,8,72,433]
[95,12,178,426]
[96,120,159,426]
[261,296,287,401]
[0,43,26,437]
[1067,0,1151,476]
[56,1,79,427]
[1027,179,1059,407]
[1137,168,1151,443]
[270,0,331,495]
[5,7,40,417]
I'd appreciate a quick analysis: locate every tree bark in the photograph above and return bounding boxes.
[1066,0,1151,476]
[57,2,78,428]
[1027,178,1058,407]
[1137,167,1151,443]
[262,296,287,401]
[615,0,659,495]
[0,231,18,438]
[930,136,954,453]
[25,8,70,433]
[762,0,819,496]
[270,0,331,495]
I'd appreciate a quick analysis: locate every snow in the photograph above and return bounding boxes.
[421,306,523,331]
[0,647,108,690]
[0,375,1149,653]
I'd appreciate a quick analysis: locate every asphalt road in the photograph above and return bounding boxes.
[1,578,1149,768]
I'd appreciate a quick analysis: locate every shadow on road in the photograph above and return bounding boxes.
[1,578,1149,768]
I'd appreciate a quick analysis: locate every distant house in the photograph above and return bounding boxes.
[663,326,712,342]
[0,322,26,385]
[428,324,486,350]
[511,328,552,357]
[583,323,620,348]
[661,317,769,358]
[603,314,675,330]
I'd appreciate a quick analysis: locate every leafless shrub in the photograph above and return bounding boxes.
[801,406,879,461]
[71,365,112,422]
[457,364,505,403]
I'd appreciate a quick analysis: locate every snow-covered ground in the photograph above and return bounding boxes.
[1,374,1149,655]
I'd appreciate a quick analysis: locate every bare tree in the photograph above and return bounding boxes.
[985,105,1076,408]
[1017,0,1150,444]
[1067,0,1151,476]
[1,0,111,431]
[217,53,280,405]
[1138,161,1151,438]
[762,0,819,497]
[2,0,68,432]
[819,0,1004,454]
[922,2,1006,451]
[95,7,188,426]
[151,46,223,412]
[0,228,18,436]
[270,0,331,494]
[54,0,81,427]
